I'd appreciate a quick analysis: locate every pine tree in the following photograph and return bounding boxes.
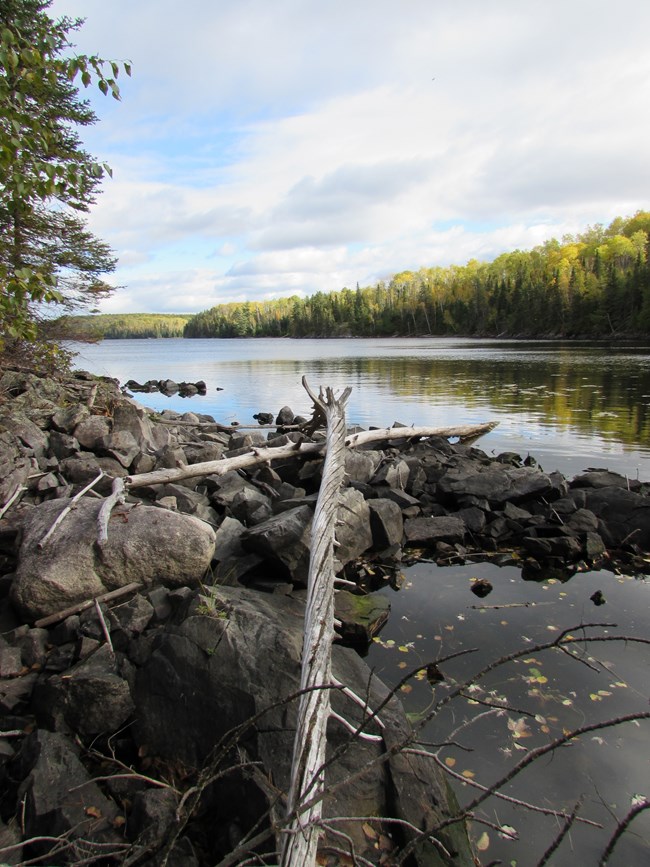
[0,0,129,364]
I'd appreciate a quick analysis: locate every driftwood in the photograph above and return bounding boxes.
[281,381,351,866]
[125,421,497,491]
[37,471,105,549]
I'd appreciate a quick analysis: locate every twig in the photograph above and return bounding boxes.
[97,476,126,546]
[536,798,583,866]
[37,471,105,548]
[599,800,650,865]
[34,582,141,628]
[94,599,115,657]
[0,483,26,519]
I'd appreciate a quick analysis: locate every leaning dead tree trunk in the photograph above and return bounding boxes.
[280,381,352,866]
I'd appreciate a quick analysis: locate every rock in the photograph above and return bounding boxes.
[437,464,554,506]
[133,585,473,866]
[253,411,274,425]
[333,487,373,569]
[371,458,410,490]
[577,486,650,548]
[242,504,313,584]
[368,498,404,549]
[50,404,90,434]
[335,589,390,643]
[213,517,263,585]
[48,430,79,460]
[73,415,112,450]
[11,499,216,619]
[275,405,295,426]
[572,470,641,491]
[14,729,121,861]
[404,515,466,546]
[344,449,384,484]
[60,644,135,735]
[101,429,141,468]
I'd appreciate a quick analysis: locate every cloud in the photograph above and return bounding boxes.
[48,0,650,313]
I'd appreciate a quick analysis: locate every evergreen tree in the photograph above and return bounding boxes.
[0,0,129,364]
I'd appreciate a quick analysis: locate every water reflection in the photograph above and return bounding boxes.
[71,337,650,478]
[366,562,650,867]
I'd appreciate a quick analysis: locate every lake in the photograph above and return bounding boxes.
[71,337,650,865]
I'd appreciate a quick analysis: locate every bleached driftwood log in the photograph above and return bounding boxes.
[280,382,351,866]
[125,420,497,490]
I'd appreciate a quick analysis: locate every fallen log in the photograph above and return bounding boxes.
[125,420,497,490]
[281,382,351,866]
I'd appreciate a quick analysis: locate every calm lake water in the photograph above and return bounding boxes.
[71,337,650,865]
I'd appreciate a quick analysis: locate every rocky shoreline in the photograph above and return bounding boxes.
[1,366,649,865]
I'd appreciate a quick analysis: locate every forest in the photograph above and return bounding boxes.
[60,312,193,339]
[62,211,650,341]
[184,211,650,339]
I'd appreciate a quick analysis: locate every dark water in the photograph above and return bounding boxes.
[71,337,650,864]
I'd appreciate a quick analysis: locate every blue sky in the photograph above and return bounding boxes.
[50,0,650,314]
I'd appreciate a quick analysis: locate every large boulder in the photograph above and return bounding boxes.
[12,730,121,863]
[11,498,216,619]
[133,585,473,866]
[437,463,554,506]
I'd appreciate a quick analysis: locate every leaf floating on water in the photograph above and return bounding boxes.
[508,717,532,739]
[631,794,648,807]
[445,756,457,767]
[461,769,476,779]
[400,684,413,694]
[476,831,490,851]
[362,821,378,839]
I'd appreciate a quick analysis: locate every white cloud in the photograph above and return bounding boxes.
[49,0,650,313]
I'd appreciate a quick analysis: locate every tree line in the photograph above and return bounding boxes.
[60,312,193,340]
[185,211,650,339]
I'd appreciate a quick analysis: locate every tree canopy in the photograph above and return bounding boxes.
[0,0,129,365]
[184,211,650,340]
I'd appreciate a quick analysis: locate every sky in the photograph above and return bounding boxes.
[49,0,650,315]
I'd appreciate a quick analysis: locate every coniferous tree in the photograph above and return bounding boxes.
[0,0,129,364]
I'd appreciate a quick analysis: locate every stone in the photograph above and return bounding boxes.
[50,405,90,434]
[371,458,410,490]
[73,415,112,450]
[11,498,216,619]
[344,450,384,484]
[275,405,295,426]
[579,486,650,548]
[335,589,390,643]
[438,464,554,506]
[242,504,313,584]
[133,585,473,865]
[14,729,121,860]
[102,429,141,468]
[368,498,404,549]
[48,430,79,460]
[61,644,135,735]
[333,487,373,569]
[404,515,466,546]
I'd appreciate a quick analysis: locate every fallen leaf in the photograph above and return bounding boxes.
[362,822,378,839]
[476,831,490,851]
[445,756,456,768]
[461,769,475,779]
[85,805,102,819]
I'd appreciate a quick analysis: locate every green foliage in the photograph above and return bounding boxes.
[0,0,129,355]
[185,211,650,340]
[59,312,194,340]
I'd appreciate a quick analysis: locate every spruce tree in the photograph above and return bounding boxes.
[0,0,129,365]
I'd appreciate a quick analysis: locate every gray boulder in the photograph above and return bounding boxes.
[14,730,121,862]
[133,585,473,866]
[11,498,216,619]
[438,463,554,506]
